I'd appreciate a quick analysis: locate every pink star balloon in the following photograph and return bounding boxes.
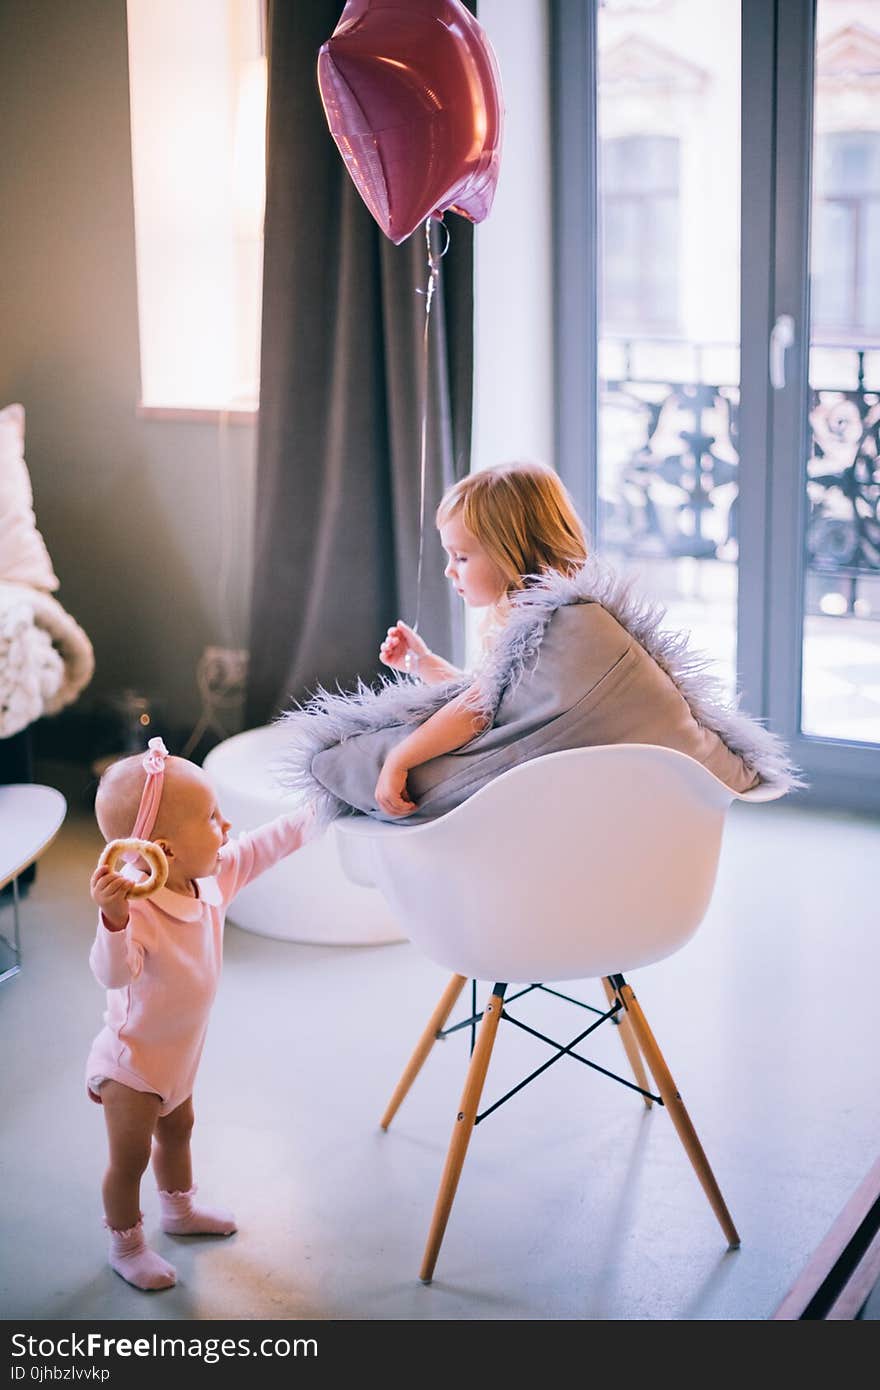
[318,0,504,245]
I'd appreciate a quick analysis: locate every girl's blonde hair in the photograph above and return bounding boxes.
[436,462,588,591]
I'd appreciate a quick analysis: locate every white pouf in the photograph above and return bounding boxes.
[203,725,405,945]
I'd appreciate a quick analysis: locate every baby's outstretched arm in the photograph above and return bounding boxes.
[215,806,316,903]
[374,689,489,817]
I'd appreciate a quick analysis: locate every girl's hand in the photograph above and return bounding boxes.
[374,756,417,818]
[90,863,133,931]
[379,619,430,674]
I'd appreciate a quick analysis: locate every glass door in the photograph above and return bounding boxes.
[763,0,880,807]
[596,0,742,701]
[554,0,880,808]
[802,3,880,745]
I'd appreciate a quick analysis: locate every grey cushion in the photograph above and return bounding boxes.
[309,601,761,822]
[281,559,800,825]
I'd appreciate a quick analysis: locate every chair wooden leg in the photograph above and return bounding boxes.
[616,980,740,1249]
[380,974,467,1131]
[420,984,506,1283]
[602,977,652,1108]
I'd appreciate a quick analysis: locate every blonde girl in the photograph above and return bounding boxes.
[375,463,589,816]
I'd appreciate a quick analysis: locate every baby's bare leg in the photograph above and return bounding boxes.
[100,1080,161,1230]
[152,1096,194,1193]
[100,1081,175,1290]
[154,1097,236,1236]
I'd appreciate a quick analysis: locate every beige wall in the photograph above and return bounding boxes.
[0,0,256,732]
[473,0,554,474]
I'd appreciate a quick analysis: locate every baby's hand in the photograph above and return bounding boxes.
[379,619,430,674]
[90,863,133,931]
[374,756,417,818]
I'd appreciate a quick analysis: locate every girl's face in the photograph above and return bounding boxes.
[439,515,508,608]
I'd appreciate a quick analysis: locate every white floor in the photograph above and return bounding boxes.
[1,774,879,1322]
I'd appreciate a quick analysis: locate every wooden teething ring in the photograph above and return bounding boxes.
[99,838,169,898]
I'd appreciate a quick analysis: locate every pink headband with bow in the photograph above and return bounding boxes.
[130,736,169,841]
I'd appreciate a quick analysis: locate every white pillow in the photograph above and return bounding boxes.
[0,403,59,592]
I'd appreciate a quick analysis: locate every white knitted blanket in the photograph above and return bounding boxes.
[0,581,94,738]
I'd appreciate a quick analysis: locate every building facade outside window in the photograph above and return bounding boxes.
[812,131,880,340]
[601,135,681,334]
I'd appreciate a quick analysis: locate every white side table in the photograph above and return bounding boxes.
[0,784,67,984]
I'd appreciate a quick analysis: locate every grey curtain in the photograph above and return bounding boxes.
[245,0,474,726]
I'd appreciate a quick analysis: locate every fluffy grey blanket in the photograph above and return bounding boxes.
[278,557,802,826]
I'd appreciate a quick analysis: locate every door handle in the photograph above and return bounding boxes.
[769,313,795,390]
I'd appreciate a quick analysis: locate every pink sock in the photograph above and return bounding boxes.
[158,1185,236,1236]
[107,1219,176,1291]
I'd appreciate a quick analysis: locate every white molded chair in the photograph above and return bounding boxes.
[334,743,785,1282]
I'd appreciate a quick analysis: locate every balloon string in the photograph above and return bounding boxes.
[411,216,451,644]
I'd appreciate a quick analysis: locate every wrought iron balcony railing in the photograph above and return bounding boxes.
[598,336,880,613]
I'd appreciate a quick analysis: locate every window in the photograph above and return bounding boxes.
[126,0,266,413]
[812,131,880,339]
[600,135,681,332]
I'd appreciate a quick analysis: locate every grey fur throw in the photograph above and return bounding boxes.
[278,557,802,827]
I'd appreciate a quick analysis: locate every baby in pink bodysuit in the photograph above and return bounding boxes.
[86,737,313,1291]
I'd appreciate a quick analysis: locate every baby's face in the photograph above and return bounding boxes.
[158,767,231,882]
[440,516,507,608]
